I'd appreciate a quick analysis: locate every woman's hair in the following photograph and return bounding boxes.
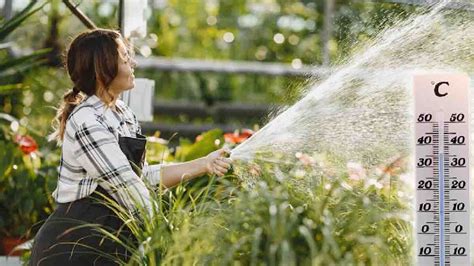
[50,28,128,143]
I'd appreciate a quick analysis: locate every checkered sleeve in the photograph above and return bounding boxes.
[73,119,153,215]
[142,163,162,186]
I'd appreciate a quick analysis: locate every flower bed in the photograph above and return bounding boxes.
[88,130,414,265]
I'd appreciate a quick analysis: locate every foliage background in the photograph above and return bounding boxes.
[1,0,418,137]
[0,1,424,260]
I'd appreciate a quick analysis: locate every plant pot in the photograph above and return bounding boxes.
[1,237,26,256]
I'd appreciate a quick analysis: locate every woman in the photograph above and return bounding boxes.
[30,29,232,265]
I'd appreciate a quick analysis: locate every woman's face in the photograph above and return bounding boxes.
[108,38,137,96]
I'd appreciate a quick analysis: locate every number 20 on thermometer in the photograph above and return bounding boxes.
[414,74,471,265]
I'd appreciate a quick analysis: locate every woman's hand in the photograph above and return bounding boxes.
[159,147,233,188]
[205,148,233,177]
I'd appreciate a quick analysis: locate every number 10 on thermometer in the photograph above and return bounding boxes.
[414,74,471,265]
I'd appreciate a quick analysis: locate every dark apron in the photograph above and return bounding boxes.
[29,134,147,266]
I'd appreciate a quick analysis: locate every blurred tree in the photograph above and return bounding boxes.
[43,0,64,67]
[0,1,49,117]
[1,0,421,119]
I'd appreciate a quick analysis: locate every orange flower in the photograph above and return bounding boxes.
[378,156,405,176]
[224,129,254,144]
[14,135,38,155]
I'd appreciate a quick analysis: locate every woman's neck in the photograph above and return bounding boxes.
[94,92,119,111]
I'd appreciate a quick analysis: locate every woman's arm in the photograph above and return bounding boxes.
[160,148,232,188]
[127,104,232,188]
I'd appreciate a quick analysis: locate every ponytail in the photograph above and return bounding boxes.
[49,87,84,143]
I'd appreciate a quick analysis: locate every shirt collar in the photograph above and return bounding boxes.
[84,94,134,124]
[84,94,107,113]
[84,94,127,113]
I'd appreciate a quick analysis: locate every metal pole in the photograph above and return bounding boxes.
[118,0,124,34]
[118,0,132,105]
[3,0,13,20]
[322,0,335,66]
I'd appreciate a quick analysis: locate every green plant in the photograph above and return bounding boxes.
[174,129,223,161]
[28,125,412,265]
[0,0,50,120]
[74,129,412,265]
[0,1,49,90]
[0,1,56,241]
[0,114,56,238]
[158,153,412,265]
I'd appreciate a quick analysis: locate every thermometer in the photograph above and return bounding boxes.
[414,74,471,265]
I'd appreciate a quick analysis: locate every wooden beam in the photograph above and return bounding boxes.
[62,0,97,29]
[140,122,239,139]
[153,101,275,119]
[136,56,330,77]
[380,0,474,11]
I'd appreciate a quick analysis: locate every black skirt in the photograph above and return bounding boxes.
[30,134,147,265]
[29,186,136,265]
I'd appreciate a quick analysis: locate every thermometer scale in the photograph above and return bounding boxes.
[414,74,471,265]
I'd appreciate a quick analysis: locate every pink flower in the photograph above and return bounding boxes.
[195,134,203,142]
[346,162,366,181]
[249,163,262,177]
[295,152,316,166]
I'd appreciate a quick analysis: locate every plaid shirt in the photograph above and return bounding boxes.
[52,95,161,215]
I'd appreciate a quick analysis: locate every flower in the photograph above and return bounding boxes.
[14,135,38,155]
[365,178,384,190]
[295,152,316,166]
[195,134,203,142]
[379,156,405,176]
[224,128,254,144]
[249,163,261,177]
[346,161,366,181]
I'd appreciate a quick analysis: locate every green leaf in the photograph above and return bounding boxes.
[0,48,50,74]
[0,59,48,84]
[147,141,172,163]
[0,1,45,41]
[23,198,34,213]
[0,83,24,94]
[175,129,223,161]
[0,141,15,181]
